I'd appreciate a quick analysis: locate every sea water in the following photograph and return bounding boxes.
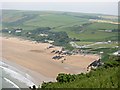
[0,60,36,89]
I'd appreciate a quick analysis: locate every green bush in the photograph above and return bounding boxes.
[41,55,119,88]
[56,73,76,83]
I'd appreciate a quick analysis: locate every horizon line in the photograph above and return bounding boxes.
[1,9,118,16]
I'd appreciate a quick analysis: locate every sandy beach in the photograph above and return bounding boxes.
[0,36,99,85]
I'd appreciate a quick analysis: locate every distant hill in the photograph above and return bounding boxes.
[2,10,118,42]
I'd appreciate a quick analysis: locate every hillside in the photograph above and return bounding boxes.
[2,10,118,42]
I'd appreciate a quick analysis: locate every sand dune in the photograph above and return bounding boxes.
[1,37,99,83]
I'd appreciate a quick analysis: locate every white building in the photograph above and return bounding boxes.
[113,50,120,56]
[39,34,48,37]
[15,28,22,33]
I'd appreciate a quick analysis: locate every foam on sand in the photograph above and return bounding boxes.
[4,77,20,88]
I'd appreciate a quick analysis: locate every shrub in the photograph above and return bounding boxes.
[56,73,76,83]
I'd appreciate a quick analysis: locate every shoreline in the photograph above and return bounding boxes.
[0,59,35,88]
[1,58,55,88]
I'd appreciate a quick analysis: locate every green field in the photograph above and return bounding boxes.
[2,10,118,44]
[75,41,118,48]
[75,41,94,45]
[88,43,118,48]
